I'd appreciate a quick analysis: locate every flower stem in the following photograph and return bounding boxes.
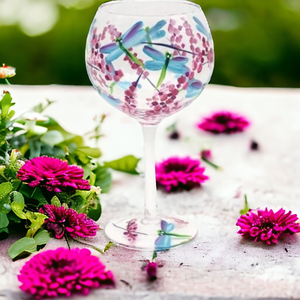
[157,230,191,238]
[4,78,10,85]
[141,125,159,224]
[202,157,222,170]
[71,237,104,254]
[64,233,71,250]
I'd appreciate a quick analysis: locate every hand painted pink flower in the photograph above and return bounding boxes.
[197,111,250,134]
[0,63,16,78]
[39,205,99,239]
[145,261,157,281]
[17,156,90,193]
[18,247,114,299]
[236,208,300,245]
[123,218,138,241]
[155,156,208,192]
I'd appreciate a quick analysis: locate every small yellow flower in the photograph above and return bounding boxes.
[0,64,16,79]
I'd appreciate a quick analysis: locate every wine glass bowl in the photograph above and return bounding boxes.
[86,0,214,126]
[85,0,214,250]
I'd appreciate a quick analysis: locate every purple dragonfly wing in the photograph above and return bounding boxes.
[161,220,175,232]
[155,235,171,250]
[186,79,203,98]
[100,42,118,53]
[143,45,165,61]
[148,20,166,35]
[193,16,211,38]
[123,29,147,48]
[106,48,124,62]
[123,21,145,43]
[145,60,164,71]
[168,57,190,74]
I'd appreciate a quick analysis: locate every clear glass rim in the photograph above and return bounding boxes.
[99,0,201,17]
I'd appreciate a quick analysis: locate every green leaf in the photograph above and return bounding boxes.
[8,237,37,260]
[0,92,15,118]
[25,211,48,237]
[29,139,41,158]
[10,191,26,219]
[51,196,61,207]
[0,182,13,214]
[19,184,48,206]
[7,211,21,223]
[103,155,141,175]
[76,147,101,158]
[0,182,13,201]
[103,241,114,253]
[86,196,101,221]
[93,166,112,193]
[240,195,250,215]
[33,229,50,246]
[40,130,65,147]
[0,212,9,228]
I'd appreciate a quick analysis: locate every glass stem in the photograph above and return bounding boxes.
[141,124,159,224]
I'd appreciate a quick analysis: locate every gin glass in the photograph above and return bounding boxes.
[85,0,214,250]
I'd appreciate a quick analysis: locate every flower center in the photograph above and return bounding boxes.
[215,114,229,124]
[253,217,274,231]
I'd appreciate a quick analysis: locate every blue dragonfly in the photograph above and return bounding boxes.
[100,21,147,65]
[193,16,212,40]
[186,79,204,98]
[154,220,191,251]
[100,20,167,64]
[142,20,166,45]
[143,45,189,88]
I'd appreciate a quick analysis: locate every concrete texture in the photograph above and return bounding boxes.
[0,84,300,299]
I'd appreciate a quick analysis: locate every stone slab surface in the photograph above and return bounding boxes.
[0,84,300,300]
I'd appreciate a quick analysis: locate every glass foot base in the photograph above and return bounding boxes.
[105,215,197,251]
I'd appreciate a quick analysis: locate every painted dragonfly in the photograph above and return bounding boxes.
[100,20,167,64]
[186,79,204,98]
[193,16,212,40]
[143,45,189,88]
[154,220,191,250]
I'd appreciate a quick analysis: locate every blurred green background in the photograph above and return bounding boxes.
[1,0,300,87]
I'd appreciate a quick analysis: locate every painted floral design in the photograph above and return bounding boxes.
[86,13,214,124]
[236,208,300,245]
[18,247,114,299]
[197,111,250,134]
[123,218,138,241]
[155,156,209,192]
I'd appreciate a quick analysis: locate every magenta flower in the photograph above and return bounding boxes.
[145,261,157,281]
[197,111,250,134]
[17,156,90,193]
[236,208,300,245]
[39,205,99,239]
[18,247,114,299]
[155,156,208,192]
[200,149,212,160]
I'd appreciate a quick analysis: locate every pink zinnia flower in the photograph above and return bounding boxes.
[197,111,250,134]
[18,247,114,299]
[236,208,300,245]
[145,261,157,281]
[39,205,99,239]
[17,156,90,193]
[155,156,208,192]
